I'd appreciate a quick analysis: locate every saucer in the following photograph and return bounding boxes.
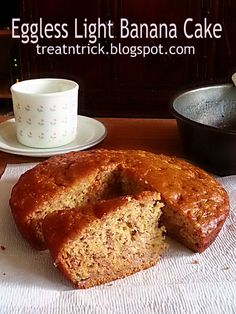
[0,116,107,157]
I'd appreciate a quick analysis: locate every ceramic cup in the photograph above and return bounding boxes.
[11,78,79,148]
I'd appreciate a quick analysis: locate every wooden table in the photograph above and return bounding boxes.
[0,116,182,176]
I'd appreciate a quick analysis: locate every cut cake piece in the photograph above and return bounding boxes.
[42,191,167,289]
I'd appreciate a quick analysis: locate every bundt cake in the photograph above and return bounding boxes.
[42,191,167,288]
[9,149,229,253]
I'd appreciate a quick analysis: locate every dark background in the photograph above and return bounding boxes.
[1,0,236,117]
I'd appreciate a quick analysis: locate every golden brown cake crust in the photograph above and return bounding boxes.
[9,149,229,252]
[42,191,166,288]
[42,191,162,258]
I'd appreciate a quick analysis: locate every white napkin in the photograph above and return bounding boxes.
[0,163,236,314]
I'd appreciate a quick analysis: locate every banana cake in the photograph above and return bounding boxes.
[10,149,229,253]
[42,191,167,288]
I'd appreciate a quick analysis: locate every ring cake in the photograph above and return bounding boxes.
[9,149,229,287]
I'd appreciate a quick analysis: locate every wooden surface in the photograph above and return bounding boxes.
[0,116,182,177]
[0,79,11,99]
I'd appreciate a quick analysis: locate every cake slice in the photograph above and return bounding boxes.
[42,191,167,288]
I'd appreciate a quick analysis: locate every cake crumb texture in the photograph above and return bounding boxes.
[42,191,167,288]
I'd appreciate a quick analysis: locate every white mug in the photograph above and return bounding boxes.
[11,78,79,148]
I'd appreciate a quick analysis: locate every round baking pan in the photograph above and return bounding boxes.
[171,84,236,176]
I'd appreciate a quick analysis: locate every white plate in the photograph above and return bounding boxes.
[0,116,107,157]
